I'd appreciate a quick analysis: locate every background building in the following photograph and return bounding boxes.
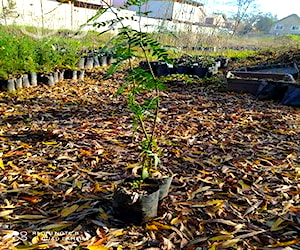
[269,14,300,35]
[114,0,206,24]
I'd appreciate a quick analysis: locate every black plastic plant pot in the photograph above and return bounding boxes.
[29,72,38,87]
[113,180,160,224]
[93,56,100,67]
[72,71,78,80]
[220,58,229,69]
[46,74,55,86]
[15,77,23,89]
[53,72,59,84]
[78,58,85,69]
[99,56,108,67]
[38,74,54,86]
[167,64,176,75]
[78,70,85,80]
[192,66,208,78]
[176,65,190,75]
[22,74,30,88]
[85,57,94,69]
[59,70,65,82]
[64,70,73,79]
[107,55,115,65]
[144,176,173,200]
[155,63,170,77]
[0,79,15,92]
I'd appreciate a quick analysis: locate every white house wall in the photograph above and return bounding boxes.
[172,2,204,23]
[128,0,174,20]
[2,0,219,36]
[269,15,300,35]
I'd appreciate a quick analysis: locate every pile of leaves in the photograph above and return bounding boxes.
[0,64,299,249]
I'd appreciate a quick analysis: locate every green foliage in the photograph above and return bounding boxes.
[0,30,36,78]
[130,179,144,189]
[0,26,105,79]
[284,34,300,43]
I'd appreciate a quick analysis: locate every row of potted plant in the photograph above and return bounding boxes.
[0,52,114,92]
[0,26,111,82]
[139,55,229,78]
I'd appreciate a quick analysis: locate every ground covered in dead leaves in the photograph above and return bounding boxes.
[0,66,299,249]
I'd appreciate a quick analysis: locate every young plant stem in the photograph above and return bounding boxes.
[137,3,159,151]
[138,114,149,142]
[100,1,151,144]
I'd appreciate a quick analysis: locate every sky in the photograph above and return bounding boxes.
[203,0,300,19]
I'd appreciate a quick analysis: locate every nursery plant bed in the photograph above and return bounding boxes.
[227,71,296,95]
[239,63,299,80]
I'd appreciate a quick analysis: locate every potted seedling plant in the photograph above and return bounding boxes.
[92,0,173,223]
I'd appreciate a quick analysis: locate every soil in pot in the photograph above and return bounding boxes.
[113,178,160,224]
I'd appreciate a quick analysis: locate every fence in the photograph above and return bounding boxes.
[1,0,219,36]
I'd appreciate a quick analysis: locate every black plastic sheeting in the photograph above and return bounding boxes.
[228,68,300,108]
[256,83,300,107]
[257,82,289,101]
[281,85,300,107]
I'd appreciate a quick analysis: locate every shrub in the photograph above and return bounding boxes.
[0,26,104,79]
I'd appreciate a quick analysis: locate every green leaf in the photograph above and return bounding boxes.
[142,167,149,180]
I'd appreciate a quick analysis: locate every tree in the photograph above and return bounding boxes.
[227,0,257,35]
[255,13,276,33]
[0,0,17,25]
[239,12,277,35]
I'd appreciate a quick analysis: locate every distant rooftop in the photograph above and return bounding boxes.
[169,0,204,7]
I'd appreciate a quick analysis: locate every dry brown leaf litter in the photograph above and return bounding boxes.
[0,65,299,250]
